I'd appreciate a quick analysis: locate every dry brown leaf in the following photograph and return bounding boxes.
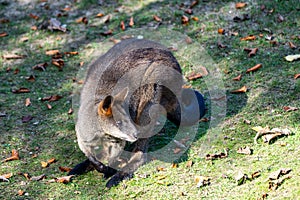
[186,72,202,81]
[181,15,189,25]
[200,117,210,122]
[25,98,31,107]
[64,51,79,55]
[269,175,291,190]
[171,163,178,168]
[2,149,19,162]
[235,2,247,9]
[46,50,59,56]
[244,47,258,57]
[153,15,162,22]
[13,68,20,74]
[129,16,134,27]
[246,63,262,73]
[205,148,228,160]
[100,30,113,36]
[184,8,193,15]
[42,95,63,102]
[59,166,72,172]
[283,106,298,112]
[76,17,88,24]
[30,174,46,181]
[190,0,198,8]
[232,74,242,81]
[237,146,252,155]
[241,35,256,41]
[195,176,210,187]
[156,166,165,172]
[12,88,30,94]
[52,58,64,70]
[2,54,26,59]
[0,18,9,23]
[32,63,48,71]
[251,171,261,179]
[41,161,49,168]
[218,28,225,35]
[288,41,297,49]
[55,175,74,184]
[96,13,104,17]
[68,108,73,115]
[25,75,35,82]
[186,160,193,167]
[0,32,8,37]
[18,190,25,196]
[31,25,37,31]
[231,86,247,93]
[191,16,199,21]
[294,73,300,79]
[252,127,291,144]
[2,173,13,179]
[235,171,248,185]
[48,158,56,164]
[120,21,125,31]
[29,13,39,20]
[23,173,31,180]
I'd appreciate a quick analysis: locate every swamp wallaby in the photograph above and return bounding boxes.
[69,38,205,188]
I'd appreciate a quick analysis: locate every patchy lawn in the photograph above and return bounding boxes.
[0,0,299,199]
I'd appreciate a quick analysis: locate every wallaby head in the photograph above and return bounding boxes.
[97,87,139,142]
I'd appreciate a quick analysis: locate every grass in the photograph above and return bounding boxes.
[0,0,299,199]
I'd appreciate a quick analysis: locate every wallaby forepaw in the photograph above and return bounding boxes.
[106,172,133,188]
[68,159,94,175]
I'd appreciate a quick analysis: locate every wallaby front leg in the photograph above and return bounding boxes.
[68,159,94,175]
[106,139,149,188]
[88,156,117,178]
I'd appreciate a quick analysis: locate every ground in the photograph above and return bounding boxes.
[0,0,299,199]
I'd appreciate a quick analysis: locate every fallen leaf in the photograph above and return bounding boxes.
[120,21,125,31]
[18,190,25,196]
[232,74,242,81]
[46,50,60,56]
[181,15,189,25]
[156,166,165,172]
[246,63,262,73]
[251,171,261,179]
[269,175,291,190]
[186,160,193,167]
[252,127,292,144]
[25,75,35,83]
[231,86,247,93]
[200,117,210,122]
[49,175,74,184]
[171,163,178,168]
[269,168,291,180]
[22,115,33,123]
[12,88,30,94]
[31,25,38,31]
[68,108,73,115]
[277,14,284,23]
[190,0,198,8]
[2,54,26,59]
[237,146,252,155]
[244,47,258,57]
[59,166,72,172]
[76,17,88,24]
[29,13,39,20]
[184,8,193,15]
[205,148,228,160]
[235,171,248,185]
[185,36,192,44]
[47,158,56,164]
[32,63,48,71]
[2,149,19,162]
[283,106,298,112]
[240,35,256,41]
[41,161,49,168]
[191,16,199,21]
[64,51,79,55]
[14,68,20,74]
[42,95,63,102]
[235,2,247,9]
[100,30,113,36]
[195,176,210,187]
[25,98,31,107]
[1,173,13,179]
[288,42,297,49]
[0,32,8,37]
[0,176,9,182]
[285,54,300,62]
[0,18,9,23]
[243,119,251,124]
[294,74,300,79]
[30,174,46,181]
[96,13,104,17]
[23,173,31,180]
[129,16,134,27]
[153,15,162,22]
[218,28,225,35]
[52,58,64,70]
[186,72,202,81]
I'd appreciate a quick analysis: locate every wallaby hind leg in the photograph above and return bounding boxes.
[106,138,149,188]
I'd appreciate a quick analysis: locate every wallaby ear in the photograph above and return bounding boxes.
[98,96,113,117]
[113,87,129,102]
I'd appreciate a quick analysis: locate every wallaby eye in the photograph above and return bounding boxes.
[116,120,122,126]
